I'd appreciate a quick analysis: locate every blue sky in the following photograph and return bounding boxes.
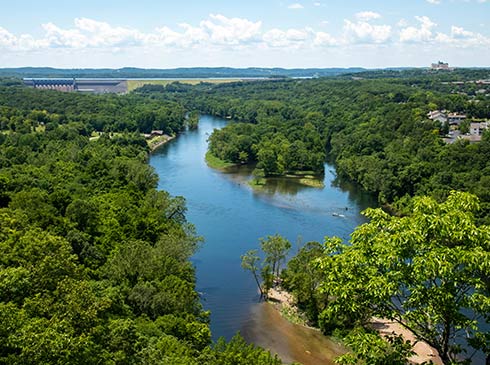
[0,0,489,68]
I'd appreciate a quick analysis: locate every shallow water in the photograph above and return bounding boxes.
[149,115,375,363]
[242,303,346,365]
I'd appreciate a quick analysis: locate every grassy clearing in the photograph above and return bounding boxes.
[286,170,317,176]
[147,135,174,151]
[248,179,267,191]
[299,177,325,188]
[127,79,242,91]
[205,151,236,170]
[89,131,101,141]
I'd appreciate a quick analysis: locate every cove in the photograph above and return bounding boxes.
[149,115,376,362]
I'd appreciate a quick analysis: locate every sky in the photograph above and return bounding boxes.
[0,0,489,69]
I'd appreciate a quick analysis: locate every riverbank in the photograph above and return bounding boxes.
[205,151,237,169]
[267,287,312,328]
[370,318,443,365]
[148,134,175,151]
[267,286,443,365]
[243,301,346,365]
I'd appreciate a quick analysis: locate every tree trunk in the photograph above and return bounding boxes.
[253,272,265,298]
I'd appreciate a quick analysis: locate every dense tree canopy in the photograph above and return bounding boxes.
[2,68,490,363]
[0,83,282,364]
[135,72,490,222]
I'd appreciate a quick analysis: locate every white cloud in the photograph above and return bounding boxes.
[0,27,17,48]
[1,12,489,66]
[355,11,382,21]
[343,20,391,44]
[434,25,490,47]
[314,2,322,6]
[313,31,337,46]
[451,26,475,38]
[263,28,311,47]
[0,26,46,50]
[426,0,441,4]
[288,3,304,9]
[396,19,408,27]
[199,14,262,45]
[399,16,436,42]
[0,15,264,51]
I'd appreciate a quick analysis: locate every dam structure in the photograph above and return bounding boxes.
[23,78,128,94]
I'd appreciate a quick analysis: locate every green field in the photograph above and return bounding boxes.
[127,78,243,91]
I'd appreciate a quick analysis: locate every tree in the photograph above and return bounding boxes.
[459,119,470,134]
[241,250,265,298]
[317,191,490,364]
[281,241,325,322]
[335,327,414,365]
[251,168,265,186]
[260,235,291,278]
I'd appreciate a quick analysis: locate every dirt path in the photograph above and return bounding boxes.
[370,317,443,365]
[268,287,443,365]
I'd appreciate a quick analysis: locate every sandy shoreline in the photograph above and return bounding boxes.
[370,317,443,365]
[267,287,443,365]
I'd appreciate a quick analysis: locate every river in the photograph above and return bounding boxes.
[149,115,376,364]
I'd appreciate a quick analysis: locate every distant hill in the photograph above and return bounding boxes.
[0,67,367,79]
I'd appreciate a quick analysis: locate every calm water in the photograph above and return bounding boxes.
[149,115,375,358]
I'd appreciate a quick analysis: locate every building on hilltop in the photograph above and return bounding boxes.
[431,61,453,71]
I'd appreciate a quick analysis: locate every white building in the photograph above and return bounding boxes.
[427,110,448,123]
[447,113,467,125]
[470,122,489,136]
[431,61,452,71]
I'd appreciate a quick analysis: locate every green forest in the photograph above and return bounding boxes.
[0,84,282,364]
[134,69,490,364]
[135,71,490,221]
[1,68,490,364]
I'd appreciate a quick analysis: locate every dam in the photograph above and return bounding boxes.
[23,78,127,94]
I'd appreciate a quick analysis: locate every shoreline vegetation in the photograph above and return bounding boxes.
[205,151,237,169]
[267,285,443,365]
[204,151,325,189]
[267,286,313,328]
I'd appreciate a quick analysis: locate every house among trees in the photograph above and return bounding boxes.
[427,110,466,125]
[470,121,489,136]
[427,110,448,123]
[447,112,467,125]
[150,130,165,136]
[142,130,166,139]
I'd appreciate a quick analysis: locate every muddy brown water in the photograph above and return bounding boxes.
[242,303,346,365]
